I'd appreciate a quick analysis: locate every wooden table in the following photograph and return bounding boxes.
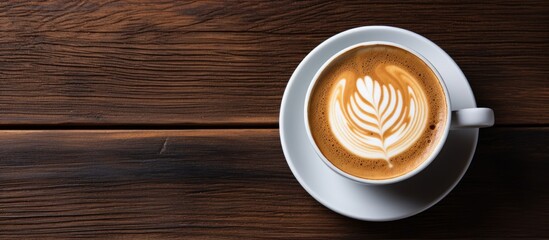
[1,1,547,239]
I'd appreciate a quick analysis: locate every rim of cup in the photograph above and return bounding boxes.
[303,40,452,185]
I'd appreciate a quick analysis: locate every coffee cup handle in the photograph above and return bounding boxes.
[450,108,495,129]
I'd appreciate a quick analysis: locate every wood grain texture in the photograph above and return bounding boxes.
[0,0,547,126]
[0,128,547,239]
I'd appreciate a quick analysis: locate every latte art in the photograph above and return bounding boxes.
[329,65,429,167]
[307,44,448,180]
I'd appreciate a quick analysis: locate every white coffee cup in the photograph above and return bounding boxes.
[304,39,494,185]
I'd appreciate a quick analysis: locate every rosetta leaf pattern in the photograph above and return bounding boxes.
[329,75,427,167]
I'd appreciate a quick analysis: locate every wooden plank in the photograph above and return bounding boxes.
[0,128,546,239]
[0,1,547,126]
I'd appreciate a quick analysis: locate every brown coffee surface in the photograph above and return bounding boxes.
[308,44,448,180]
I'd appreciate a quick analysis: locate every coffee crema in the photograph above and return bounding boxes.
[308,44,448,180]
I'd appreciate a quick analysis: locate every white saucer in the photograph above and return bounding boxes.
[279,26,479,221]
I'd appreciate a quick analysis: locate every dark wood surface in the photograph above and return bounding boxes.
[0,128,547,239]
[0,0,547,126]
[0,1,547,239]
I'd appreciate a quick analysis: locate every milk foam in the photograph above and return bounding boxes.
[307,44,448,180]
[328,65,429,167]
